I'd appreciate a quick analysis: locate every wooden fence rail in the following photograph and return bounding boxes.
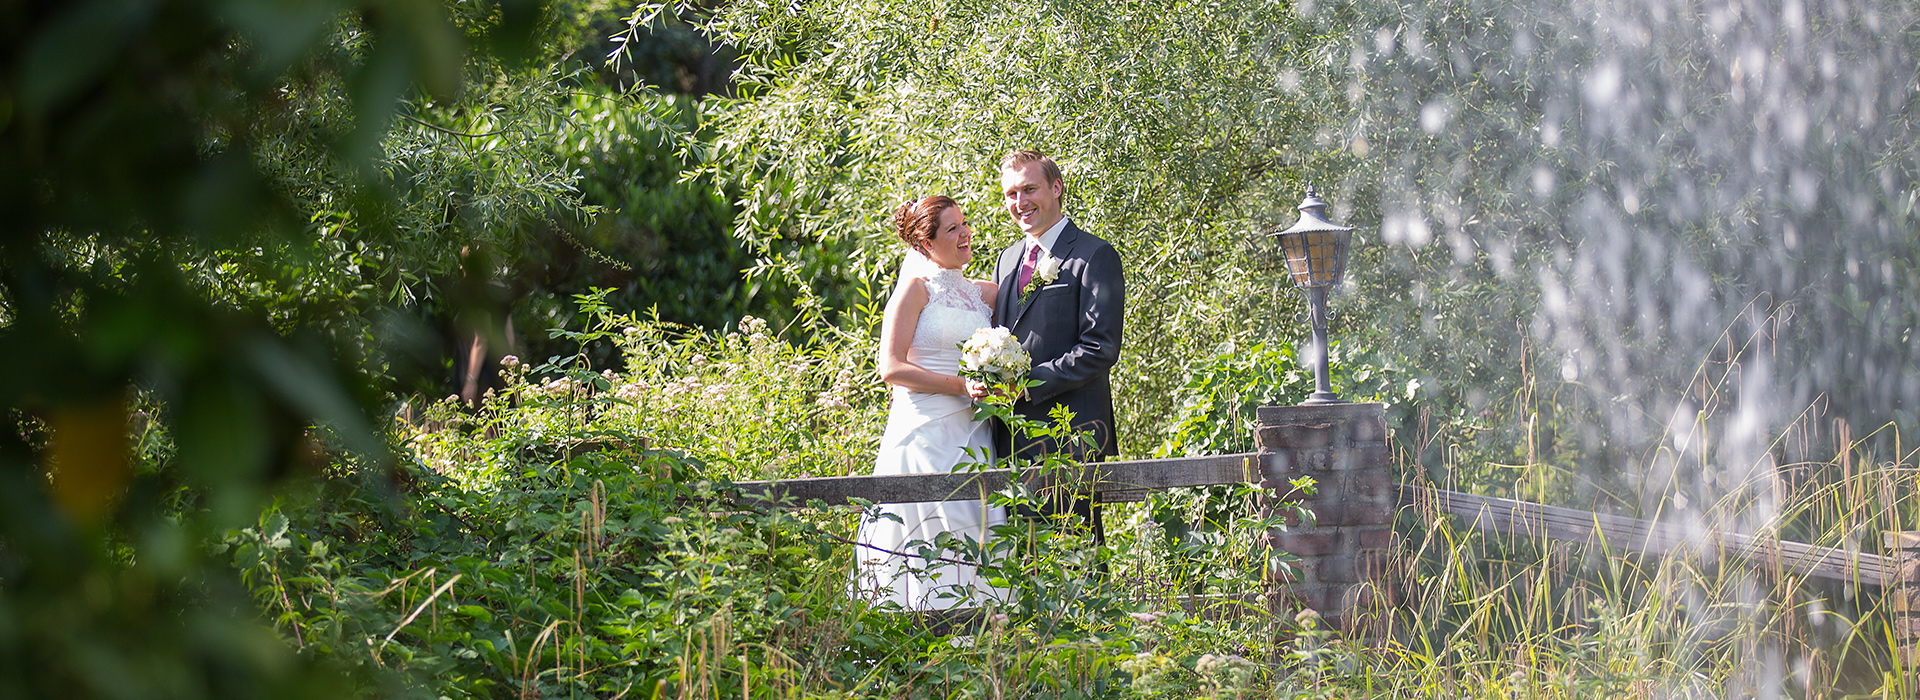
[1398,483,1895,586]
[733,452,1263,507]
[732,454,1894,588]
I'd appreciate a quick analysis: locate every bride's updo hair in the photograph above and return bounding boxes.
[893,195,957,252]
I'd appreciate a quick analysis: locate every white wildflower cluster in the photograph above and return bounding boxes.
[1195,653,1254,675]
[662,376,703,398]
[739,314,770,338]
[959,326,1029,383]
[1118,652,1181,691]
[1294,607,1323,630]
[1196,652,1258,692]
[614,379,651,402]
[816,368,855,411]
[523,376,584,400]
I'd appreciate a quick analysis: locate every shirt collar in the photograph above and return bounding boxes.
[1027,216,1070,255]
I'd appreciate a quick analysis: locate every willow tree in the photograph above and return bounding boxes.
[662,0,1361,455]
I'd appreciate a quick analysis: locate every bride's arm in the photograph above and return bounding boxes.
[974,279,998,303]
[877,277,969,395]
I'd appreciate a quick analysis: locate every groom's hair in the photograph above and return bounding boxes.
[999,150,1065,191]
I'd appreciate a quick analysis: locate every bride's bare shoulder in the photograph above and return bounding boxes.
[972,278,998,299]
[889,275,930,305]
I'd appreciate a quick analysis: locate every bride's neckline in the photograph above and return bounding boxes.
[924,266,967,283]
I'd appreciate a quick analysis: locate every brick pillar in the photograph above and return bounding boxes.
[1256,402,1395,637]
[1887,532,1920,671]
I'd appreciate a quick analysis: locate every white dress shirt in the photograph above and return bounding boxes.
[1025,216,1071,260]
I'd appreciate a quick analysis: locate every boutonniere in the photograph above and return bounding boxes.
[1021,255,1063,303]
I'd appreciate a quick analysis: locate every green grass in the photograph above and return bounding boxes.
[226,300,1918,699]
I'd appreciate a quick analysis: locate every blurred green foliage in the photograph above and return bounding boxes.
[0,0,567,696]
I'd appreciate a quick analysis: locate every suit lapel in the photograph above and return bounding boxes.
[1009,222,1081,329]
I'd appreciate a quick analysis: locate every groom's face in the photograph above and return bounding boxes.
[1000,162,1064,237]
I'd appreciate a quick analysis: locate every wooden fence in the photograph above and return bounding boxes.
[736,464,1895,584]
[733,402,1898,622]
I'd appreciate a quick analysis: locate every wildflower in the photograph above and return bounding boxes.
[691,354,707,366]
[500,355,521,368]
[1295,607,1323,629]
[1196,653,1253,676]
[816,391,851,411]
[623,327,640,336]
[1126,611,1161,624]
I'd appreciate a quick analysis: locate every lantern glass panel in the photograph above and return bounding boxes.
[1279,229,1351,287]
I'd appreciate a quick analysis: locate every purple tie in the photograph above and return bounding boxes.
[1016,243,1042,292]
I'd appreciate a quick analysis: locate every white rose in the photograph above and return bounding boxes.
[1034,255,1063,284]
[959,327,1029,381]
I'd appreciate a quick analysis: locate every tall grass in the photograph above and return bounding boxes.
[241,296,1920,698]
[1361,304,1915,699]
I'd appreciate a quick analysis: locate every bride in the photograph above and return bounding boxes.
[850,195,1007,610]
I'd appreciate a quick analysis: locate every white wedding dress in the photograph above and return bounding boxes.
[850,256,1007,610]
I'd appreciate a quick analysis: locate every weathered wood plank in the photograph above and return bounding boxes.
[734,452,1262,507]
[1400,484,1894,586]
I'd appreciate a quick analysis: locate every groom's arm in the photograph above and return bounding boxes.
[1028,244,1124,405]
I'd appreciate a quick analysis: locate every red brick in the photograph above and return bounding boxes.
[1348,470,1393,497]
[1317,553,1390,582]
[1307,501,1343,526]
[1271,531,1339,557]
[1356,527,1396,549]
[1260,450,1295,476]
[1321,502,1393,526]
[1274,584,1346,614]
[1350,415,1387,443]
[1349,445,1391,469]
[1257,422,1337,449]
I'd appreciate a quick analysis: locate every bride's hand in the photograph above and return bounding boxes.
[964,378,990,399]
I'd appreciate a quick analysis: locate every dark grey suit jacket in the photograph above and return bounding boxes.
[992,220,1124,460]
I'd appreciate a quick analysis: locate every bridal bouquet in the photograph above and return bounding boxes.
[959,326,1029,385]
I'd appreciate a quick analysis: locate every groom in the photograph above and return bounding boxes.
[991,150,1125,543]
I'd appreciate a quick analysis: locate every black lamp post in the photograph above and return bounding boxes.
[1267,184,1354,405]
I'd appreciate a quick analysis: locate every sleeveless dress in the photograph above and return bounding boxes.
[850,266,1008,610]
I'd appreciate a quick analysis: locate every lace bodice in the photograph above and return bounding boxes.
[910,268,992,351]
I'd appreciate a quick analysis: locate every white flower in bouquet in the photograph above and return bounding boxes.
[959,327,1029,383]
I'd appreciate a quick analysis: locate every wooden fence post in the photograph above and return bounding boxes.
[1255,402,1395,637]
